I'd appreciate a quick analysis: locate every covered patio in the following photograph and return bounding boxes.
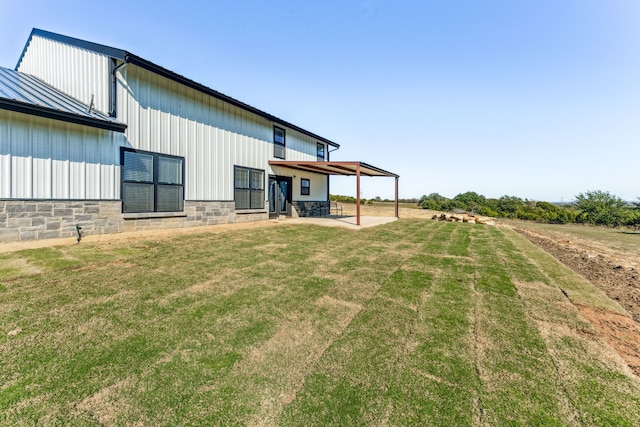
[269,161,400,226]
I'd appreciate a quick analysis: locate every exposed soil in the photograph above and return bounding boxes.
[576,304,640,377]
[514,228,640,322]
[514,227,640,377]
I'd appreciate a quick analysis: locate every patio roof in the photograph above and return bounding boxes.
[268,161,398,178]
[269,160,400,225]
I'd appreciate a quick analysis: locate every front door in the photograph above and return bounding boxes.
[269,176,291,218]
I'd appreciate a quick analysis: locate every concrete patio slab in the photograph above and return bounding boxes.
[286,215,398,229]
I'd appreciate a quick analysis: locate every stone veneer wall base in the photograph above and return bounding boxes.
[0,200,267,243]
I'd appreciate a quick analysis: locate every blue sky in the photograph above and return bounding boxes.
[1,0,638,201]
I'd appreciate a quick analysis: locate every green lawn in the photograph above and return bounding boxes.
[1,220,639,426]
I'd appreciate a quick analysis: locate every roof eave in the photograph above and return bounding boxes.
[16,28,126,70]
[124,53,340,149]
[0,98,127,132]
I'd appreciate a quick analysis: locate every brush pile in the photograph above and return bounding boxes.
[431,213,496,226]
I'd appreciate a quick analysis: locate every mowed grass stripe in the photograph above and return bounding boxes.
[281,221,479,425]
[278,221,441,425]
[279,267,441,425]
[472,226,576,426]
[405,225,480,425]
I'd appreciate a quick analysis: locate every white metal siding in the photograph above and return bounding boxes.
[292,172,328,200]
[118,66,324,202]
[0,110,124,199]
[17,35,111,114]
[285,131,323,161]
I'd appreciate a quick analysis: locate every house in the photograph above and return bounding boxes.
[0,28,398,243]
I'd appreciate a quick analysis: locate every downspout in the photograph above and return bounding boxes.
[110,60,129,117]
[327,145,339,161]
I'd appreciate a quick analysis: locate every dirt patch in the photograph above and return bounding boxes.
[73,377,138,426]
[515,228,640,323]
[576,305,640,377]
[0,257,43,276]
[515,227,640,377]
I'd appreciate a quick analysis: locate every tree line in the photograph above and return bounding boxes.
[418,190,640,228]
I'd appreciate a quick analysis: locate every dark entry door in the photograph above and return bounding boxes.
[269,177,291,218]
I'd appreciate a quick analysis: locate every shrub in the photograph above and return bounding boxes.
[574,190,628,227]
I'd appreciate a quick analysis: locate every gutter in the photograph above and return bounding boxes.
[122,52,340,148]
[328,145,339,161]
[0,98,128,132]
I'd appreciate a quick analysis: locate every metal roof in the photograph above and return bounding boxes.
[0,67,127,132]
[124,53,340,148]
[17,28,338,147]
[269,161,399,178]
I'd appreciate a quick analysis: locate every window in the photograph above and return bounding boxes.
[121,148,184,213]
[317,143,325,160]
[235,166,265,210]
[274,126,285,159]
[301,178,310,196]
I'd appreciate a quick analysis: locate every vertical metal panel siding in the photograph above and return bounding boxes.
[0,110,123,199]
[0,114,10,197]
[307,174,328,200]
[284,131,321,162]
[270,166,327,200]
[119,66,276,201]
[9,119,31,198]
[17,36,111,114]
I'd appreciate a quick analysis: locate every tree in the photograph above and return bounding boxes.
[419,193,448,210]
[453,191,486,213]
[497,195,524,217]
[574,190,627,227]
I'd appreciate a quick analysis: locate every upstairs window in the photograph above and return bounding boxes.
[274,126,285,159]
[301,178,310,196]
[317,143,325,160]
[121,148,184,213]
[235,166,265,210]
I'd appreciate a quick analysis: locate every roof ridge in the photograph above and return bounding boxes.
[16,28,126,70]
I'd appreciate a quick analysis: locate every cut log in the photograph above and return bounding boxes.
[430,211,495,226]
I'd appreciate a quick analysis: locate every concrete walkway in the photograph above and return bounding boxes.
[287,215,398,229]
